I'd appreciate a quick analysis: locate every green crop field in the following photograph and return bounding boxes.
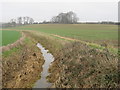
[9,24,118,40]
[9,24,118,47]
[2,30,21,46]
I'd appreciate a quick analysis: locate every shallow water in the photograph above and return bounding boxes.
[33,43,54,88]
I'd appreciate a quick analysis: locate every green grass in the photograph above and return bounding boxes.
[7,24,118,41]
[2,30,21,46]
[2,37,29,57]
[2,45,21,57]
[6,24,118,53]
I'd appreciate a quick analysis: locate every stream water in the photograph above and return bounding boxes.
[33,43,54,88]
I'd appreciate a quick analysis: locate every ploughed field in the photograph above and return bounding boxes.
[8,24,118,47]
[2,30,21,46]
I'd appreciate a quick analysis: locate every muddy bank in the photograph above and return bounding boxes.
[2,37,44,88]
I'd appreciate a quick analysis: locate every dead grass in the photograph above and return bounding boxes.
[2,37,44,88]
[49,42,118,88]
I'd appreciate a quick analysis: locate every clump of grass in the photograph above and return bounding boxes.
[2,44,22,57]
[88,43,105,50]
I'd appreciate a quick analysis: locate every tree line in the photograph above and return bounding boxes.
[10,16,34,25]
[2,16,34,28]
[2,11,119,28]
[51,11,79,24]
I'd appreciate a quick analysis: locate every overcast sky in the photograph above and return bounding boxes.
[0,0,118,22]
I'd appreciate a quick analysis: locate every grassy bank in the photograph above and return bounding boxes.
[48,42,118,88]
[22,31,67,55]
[23,30,118,88]
[2,36,44,88]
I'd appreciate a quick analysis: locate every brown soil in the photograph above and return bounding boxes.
[2,33,44,88]
[51,34,80,42]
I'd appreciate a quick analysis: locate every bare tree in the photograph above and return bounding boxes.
[68,11,79,23]
[51,16,57,23]
[29,18,34,24]
[26,16,30,24]
[17,17,22,25]
[10,19,16,26]
[23,17,26,25]
[10,16,34,26]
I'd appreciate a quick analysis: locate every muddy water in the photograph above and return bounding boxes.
[33,43,54,88]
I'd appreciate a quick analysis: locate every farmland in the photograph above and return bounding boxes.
[1,1,119,88]
[2,24,118,88]
[8,24,118,47]
[2,30,21,46]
